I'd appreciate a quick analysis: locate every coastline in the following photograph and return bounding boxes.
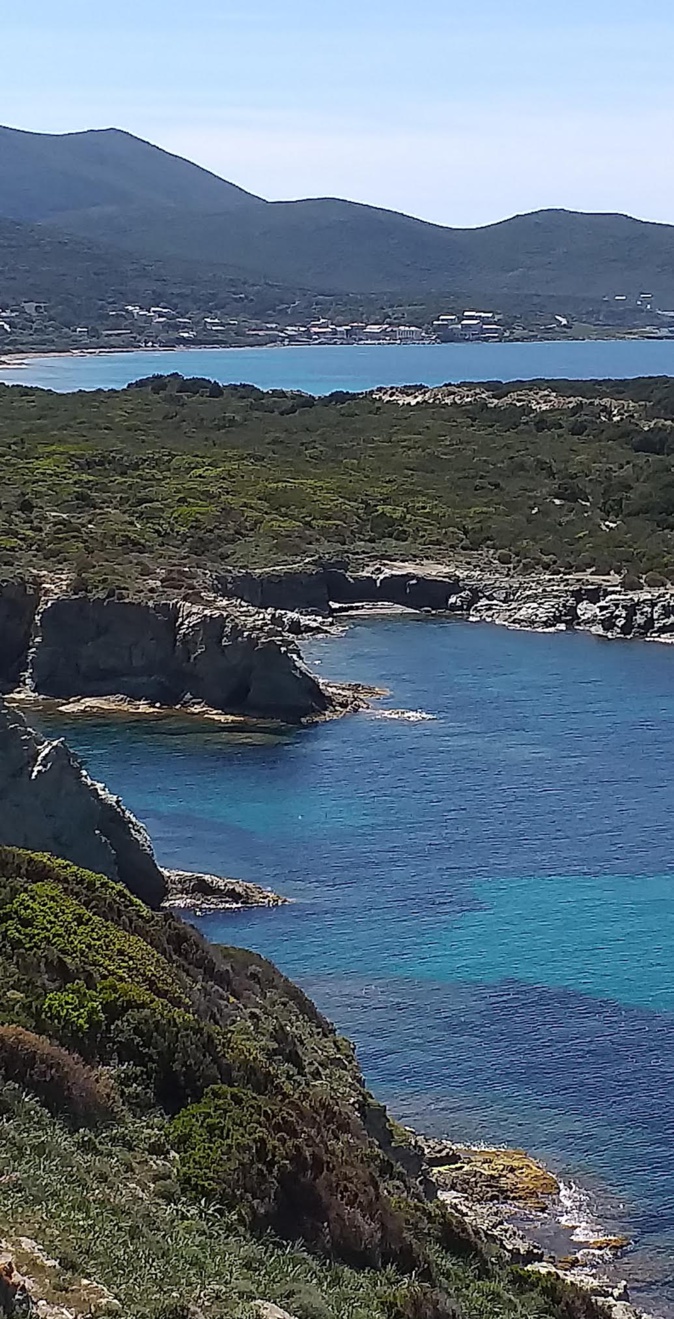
[417,1137,651,1319]
[5,583,669,1315]
[0,330,666,372]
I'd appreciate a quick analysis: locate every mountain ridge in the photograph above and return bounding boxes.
[3,123,674,306]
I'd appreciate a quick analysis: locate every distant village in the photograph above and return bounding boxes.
[3,290,674,355]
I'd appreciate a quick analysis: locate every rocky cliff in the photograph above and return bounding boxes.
[0,698,165,906]
[219,561,674,643]
[0,585,329,722]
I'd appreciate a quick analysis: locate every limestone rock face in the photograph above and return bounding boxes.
[24,596,328,722]
[0,698,166,906]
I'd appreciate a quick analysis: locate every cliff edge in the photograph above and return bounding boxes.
[0,698,165,906]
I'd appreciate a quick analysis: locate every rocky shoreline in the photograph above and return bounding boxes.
[162,867,288,913]
[5,560,674,737]
[218,559,674,645]
[417,1138,652,1319]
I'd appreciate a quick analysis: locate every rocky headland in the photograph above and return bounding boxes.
[0,697,165,906]
[4,557,674,735]
[0,582,337,724]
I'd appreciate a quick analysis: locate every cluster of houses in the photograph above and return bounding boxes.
[7,293,674,353]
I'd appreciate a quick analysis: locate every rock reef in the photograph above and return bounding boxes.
[0,697,165,906]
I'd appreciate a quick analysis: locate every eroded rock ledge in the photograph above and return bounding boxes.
[219,560,674,643]
[162,867,288,913]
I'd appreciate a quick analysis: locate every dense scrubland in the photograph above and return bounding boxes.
[0,848,604,1319]
[4,375,674,590]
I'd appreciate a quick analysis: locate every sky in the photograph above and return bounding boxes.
[2,0,673,227]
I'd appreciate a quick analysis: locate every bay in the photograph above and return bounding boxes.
[4,337,674,393]
[33,616,674,1314]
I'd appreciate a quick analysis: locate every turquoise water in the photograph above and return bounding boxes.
[4,337,674,393]
[34,617,674,1310]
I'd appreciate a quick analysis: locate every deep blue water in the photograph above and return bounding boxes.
[4,337,674,393]
[34,618,674,1312]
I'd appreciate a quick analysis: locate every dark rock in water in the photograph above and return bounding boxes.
[0,580,39,691]
[25,596,329,722]
[0,698,166,906]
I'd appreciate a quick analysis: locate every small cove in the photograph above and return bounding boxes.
[32,616,674,1314]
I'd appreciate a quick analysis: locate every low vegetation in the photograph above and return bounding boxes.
[4,374,674,590]
[0,847,602,1318]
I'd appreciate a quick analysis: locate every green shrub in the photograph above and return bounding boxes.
[172,1084,422,1271]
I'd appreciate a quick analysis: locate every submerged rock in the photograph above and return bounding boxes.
[0,698,165,906]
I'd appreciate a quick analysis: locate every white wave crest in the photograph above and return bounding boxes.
[371,708,436,722]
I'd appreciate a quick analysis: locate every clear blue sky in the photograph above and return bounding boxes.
[3,0,673,226]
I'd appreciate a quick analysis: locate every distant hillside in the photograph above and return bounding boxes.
[3,123,674,306]
[59,197,674,300]
[0,216,306,323]
[0,124,262,223]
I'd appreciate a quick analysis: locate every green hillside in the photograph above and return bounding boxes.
[55,198,674,300]
[4,375,674,589]
[0,216,312,326]
[0,846,601,1318]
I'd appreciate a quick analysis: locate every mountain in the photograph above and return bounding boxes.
[2,123,674,305]
[0,215,306,322]
[0,124,262,223]
[60,198,674,300]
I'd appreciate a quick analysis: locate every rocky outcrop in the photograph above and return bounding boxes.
[23,595,329,722]
[0,580,39,691]
[0,698,165,906]
[217,567,332,614]
[163,868,288,912]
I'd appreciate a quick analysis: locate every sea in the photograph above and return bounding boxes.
[3,336,674,393]
[33,617,674,1315]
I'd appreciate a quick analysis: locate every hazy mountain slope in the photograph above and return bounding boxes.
[42,193,674,300]
[0,124,263,223]
[4,124,674,303]
[0,215,303,320]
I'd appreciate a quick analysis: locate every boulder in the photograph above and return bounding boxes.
[0,698,166,906]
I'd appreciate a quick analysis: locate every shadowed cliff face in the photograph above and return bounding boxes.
[0,581,39,692]
[0,587,329,722]
[0,698,166,906]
